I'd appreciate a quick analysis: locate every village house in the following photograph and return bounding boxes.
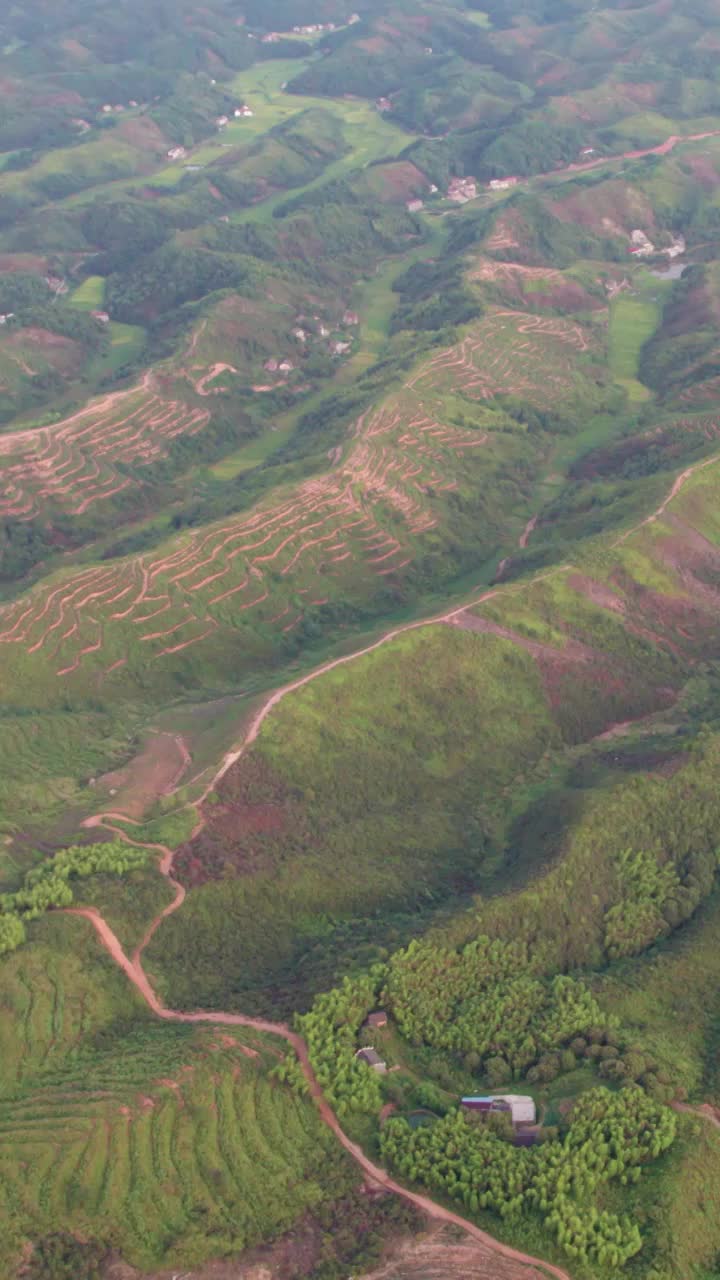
[348,12,360,23]
[101,104,113,113]
[216,115,230,128]
[447,176,478,203]
[355,1047,388,1073]
[278,359,294,373]
[235,104,254,118]
[262,32,280,42]
[580,147,595,157]
[331,340,351,355]
[365,1011,388,1029]
[461,1094,537,1125]
[292,327,307,341]
[72,118,91,133]
[264,358,279,372]
[406,198,424,213]
[91,310,110,324]
[629,228,655,257]
[342,310,359,326]
[167,146,187,160]
[0,313,15,325]
[488,176,519,191]
[376,97,392,112]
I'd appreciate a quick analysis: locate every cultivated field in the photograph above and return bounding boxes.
[0,372,210,520]
[0,389,491,684]
[406,308,604,410]
[0,918,348,1273]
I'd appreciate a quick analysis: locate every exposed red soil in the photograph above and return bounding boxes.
[0,253,47,275]
[0,369,210,523]
[0,398,487,675]
[366,161,429,203]
[97,732,191,819]
[673,1101,720,1129]
[682,147,720,187]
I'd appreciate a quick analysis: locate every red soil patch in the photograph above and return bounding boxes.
[683,152,720,191]
[97,732,191,819]
[567,573,626,613]
[114,115,169,155]
[0,254,47,275]
[366,161,429,203]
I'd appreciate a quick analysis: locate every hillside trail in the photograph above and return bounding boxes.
[672,1101,720,1130]
[66,863,570,1280]
[65,444,720,1280]
[612,450,720,546]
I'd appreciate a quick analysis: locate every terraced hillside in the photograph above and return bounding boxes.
[10,0,720,1276]
[0,915,379,1274]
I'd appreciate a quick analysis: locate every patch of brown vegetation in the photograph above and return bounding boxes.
[114,115,169,155]
[174,755,304,887]
[683,152,720,191]
[365,161,429,203]
[97,732,191,819]
[548,178,655,235]
[359,1224,550,1280]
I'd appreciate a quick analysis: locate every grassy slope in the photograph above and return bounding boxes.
[146,458,720,1015]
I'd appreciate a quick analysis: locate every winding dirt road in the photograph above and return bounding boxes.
[67,837,571,1280]
[62,445,720,1280]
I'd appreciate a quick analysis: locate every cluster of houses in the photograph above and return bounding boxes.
[262,311,358,376]
[100,101,139,114]
[488,176,519,191]
[291,21,337,33]
[216,105,254,129]
[627,228,686,260]
[262,15,358,40]
[447,176,478,203]
[628,228,655,257]
[354,1012,539,1145]
[461,1094,538,1145]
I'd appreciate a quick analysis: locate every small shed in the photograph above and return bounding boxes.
[366,1011,388,1029]
[355,1047,387,1073]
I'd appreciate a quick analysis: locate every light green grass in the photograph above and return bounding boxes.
[609,293,660,401]
[68,275,105,310]
[208,424,294,478]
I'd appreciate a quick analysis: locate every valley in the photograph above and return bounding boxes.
[6,1,720,1278]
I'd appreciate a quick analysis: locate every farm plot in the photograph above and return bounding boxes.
[405,308,603,410]
[0,372,210,520]
[0,926,346,1274]
[0,393,492,684]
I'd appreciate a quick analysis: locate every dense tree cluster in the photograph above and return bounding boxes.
[381,1086,676,1268]
[276,966,387,1116]
[382,936,611,1081]
[0,840,149,955]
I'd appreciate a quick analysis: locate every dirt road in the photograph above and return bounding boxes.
[64,445,720,1280]
[68,822,570,1280]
